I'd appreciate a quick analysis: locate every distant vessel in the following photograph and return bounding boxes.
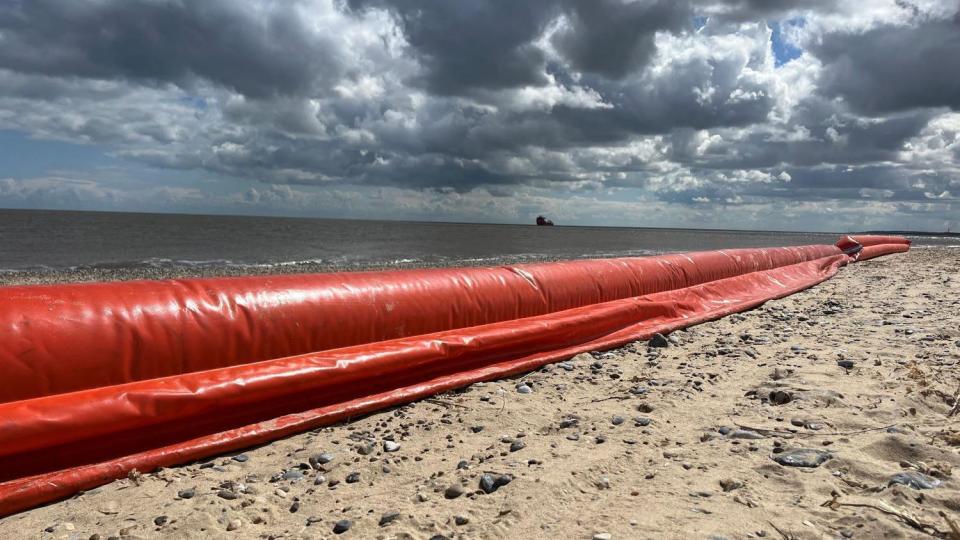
[536,215,554,226]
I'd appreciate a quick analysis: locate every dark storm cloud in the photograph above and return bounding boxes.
[346,0,692,93]
[552,0,690,79]
[0,0,337,98]
[346,0,562,94]
[813,14,960,113]
[705,0,838,19]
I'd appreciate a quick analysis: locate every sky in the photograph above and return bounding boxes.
[0,0,958,232]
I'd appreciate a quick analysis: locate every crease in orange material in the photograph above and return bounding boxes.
[0,235,910,516]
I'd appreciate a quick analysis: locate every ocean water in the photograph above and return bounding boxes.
[0,209,955,273]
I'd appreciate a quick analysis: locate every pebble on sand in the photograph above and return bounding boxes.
[444,484,466,499]
[728,429,765,440]
[282,469,304,481]
[333,519,352,534]
[384,440,401,452]
[889,471,941,489]
[309,452,334,469]
[648,333,670,348]
[479,473,512,494]
[379,511,401,527]
[217,489,238,500]
[719,478,744,492]
[772,449,832,468]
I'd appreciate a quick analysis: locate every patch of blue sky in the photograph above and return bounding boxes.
[0,130,119,177]
[770,17,805,67]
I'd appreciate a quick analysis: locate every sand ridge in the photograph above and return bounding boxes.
[0,248,958,539]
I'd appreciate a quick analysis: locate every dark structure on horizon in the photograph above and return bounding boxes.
[536,215,554,226]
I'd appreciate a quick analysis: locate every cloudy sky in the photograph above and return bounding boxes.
[1,0,958,231]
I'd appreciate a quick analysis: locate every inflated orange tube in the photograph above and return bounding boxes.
[0,236,908,515]
[0,244,840,403]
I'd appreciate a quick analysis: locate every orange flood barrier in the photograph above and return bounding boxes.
[0,235,909,515]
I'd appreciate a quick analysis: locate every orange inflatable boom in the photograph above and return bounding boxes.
[0,235,909,515]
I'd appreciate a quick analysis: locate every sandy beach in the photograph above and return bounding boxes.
[1,247,958,539]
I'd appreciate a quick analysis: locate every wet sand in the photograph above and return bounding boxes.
[1,248,958,539]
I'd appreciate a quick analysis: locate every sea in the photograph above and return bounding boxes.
[1,209,957,273]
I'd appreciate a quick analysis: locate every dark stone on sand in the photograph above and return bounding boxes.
[177,488,195,499]
[379,511,401,526]
[346,472,360,483]
[470,425,484,433]
[454,515,469,525]
[719,478,743,492]
[231,454,249,463]
[480,474,497,494]
[509,440,526,452]
[611,416,625,425]
[333,519,352,534]
[154,516,168,526]
[772,449,831,468]
[217,489,238,500]
[648,333,670,348]
[889,471,941,489]
[309,452,334,469]
[444,484,466,499]
[837,360,855,369]
[768,390,793,405]
[480,473,513,494]
[634,417,652,426]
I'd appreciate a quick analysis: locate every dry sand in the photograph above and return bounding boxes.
[1,248,958,540]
